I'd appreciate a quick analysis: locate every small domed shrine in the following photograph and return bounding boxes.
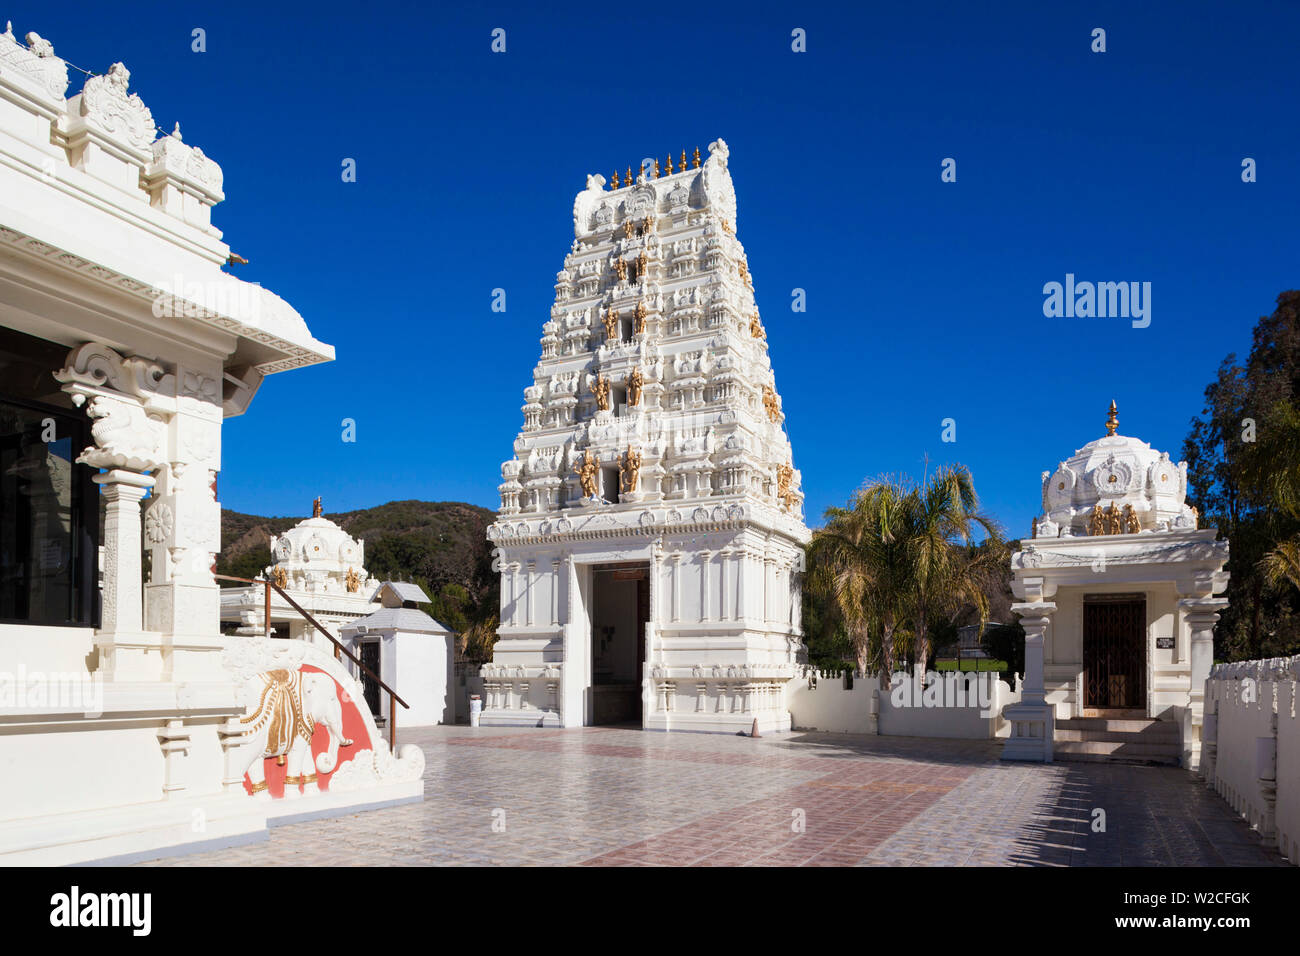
[220,496,378,645]
[1004,403,1229,769]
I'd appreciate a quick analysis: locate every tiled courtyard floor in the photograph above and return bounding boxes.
[141,726,1287,867]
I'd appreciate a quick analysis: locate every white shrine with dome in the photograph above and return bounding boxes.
[220,497,378,645]
[1004,403,1230,768]
[481,141,810,734]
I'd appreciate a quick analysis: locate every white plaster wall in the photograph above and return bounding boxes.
[786,670,1018,739]
[1205,661,1299,865]
[394,632,453,727]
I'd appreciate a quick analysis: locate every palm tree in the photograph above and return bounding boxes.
[1243,400,1300,593]
[806,479,913,689]
[904,466,1003,676]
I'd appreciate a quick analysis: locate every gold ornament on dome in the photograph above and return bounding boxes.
[665,154,674,174]
[1105,400,1118,436]
[611,170,620,189]
[575,449,599,498]
[1087,502,1140,536]
[653,158,660,178]
[693,147,701,168]
[312,496,322,518]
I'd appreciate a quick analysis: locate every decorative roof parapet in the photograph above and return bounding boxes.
[0,22,70,106]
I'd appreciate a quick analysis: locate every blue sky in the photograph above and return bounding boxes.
[17,1,1300,537]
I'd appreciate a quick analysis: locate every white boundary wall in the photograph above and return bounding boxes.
[1202,656,1299,865]
[786,669,1020,739]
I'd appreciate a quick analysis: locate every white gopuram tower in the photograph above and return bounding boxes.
[481,140,810,733]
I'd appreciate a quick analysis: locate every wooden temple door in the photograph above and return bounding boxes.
[1083,595,1147,711]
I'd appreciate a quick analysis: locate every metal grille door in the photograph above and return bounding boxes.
[1083,597,1146,709]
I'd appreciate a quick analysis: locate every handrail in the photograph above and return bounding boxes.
[215,573,408,747]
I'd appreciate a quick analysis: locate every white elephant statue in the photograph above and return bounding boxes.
[234,669,354,799]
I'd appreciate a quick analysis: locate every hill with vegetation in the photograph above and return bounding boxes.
[217,499,500,658]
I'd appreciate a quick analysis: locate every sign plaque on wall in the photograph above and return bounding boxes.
[1156,637,1175,649]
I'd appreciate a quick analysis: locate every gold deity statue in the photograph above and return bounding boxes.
[271,566,288,589]
[634,299,647,334]
[1122,503,1140,534]
[615,257,627,282]
[345,567,361,593]
[749,311,765,340]
[620,445,642,493]
[627,367,643,407]
[623,219,633,239]
[762,384,780,423]
[1088,504,1106,536]
[575,449,599,498]
[776,463,796,510]
[591,371,611,411]
[636,250,647,274]
[602,308,620,341]
[737,260,751,288]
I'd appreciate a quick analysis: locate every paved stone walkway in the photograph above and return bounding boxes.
[140,726,1286,867]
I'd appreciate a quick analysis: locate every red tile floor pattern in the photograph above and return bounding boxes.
[138,725,1288,867]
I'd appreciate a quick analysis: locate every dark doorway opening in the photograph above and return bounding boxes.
[590,563,648,725]
[1083,594,1147,712]
[360,640,382,720]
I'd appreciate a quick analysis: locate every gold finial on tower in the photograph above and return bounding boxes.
[612,169,620,188]
[665,154,674,174]
[1105,400,1118,436]
[681,149,688,170]
[693,147,701,168]
[653,158,660,178]
[312,496,322,518]
[625,167,632,185]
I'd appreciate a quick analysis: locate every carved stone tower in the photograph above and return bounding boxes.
[481,140,810,733]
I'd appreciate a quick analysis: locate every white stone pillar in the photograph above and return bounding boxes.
[1180,595,1228,772]
[700,550,712,621]
[1001,600,1056,762]
[93,469,155,636]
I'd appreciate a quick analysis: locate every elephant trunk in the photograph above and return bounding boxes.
[314,698,353,774]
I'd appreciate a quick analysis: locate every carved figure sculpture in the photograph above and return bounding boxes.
[271,566,288,589]
[634,299,647,334]
[776,464,796,510]
[749,312,765,340]
[233,669,354,799]
[1088,504,1106,536]
[602,308,619,341]
[575,449,599,498]
[345,567,360,593]
[1123,503,1140,534]
[591,371,610,411]
[627,367,643,407]
[761,384,780,423]
[615,257,627,282]
[621,445,642,493]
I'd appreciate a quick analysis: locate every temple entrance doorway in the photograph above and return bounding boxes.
[589,563,648,725]
[1082,594,1147,716]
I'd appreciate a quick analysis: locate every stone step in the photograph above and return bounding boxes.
[1057,717,1179,735]
[1055,728,1180,744]
[1054,739,1180,765]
